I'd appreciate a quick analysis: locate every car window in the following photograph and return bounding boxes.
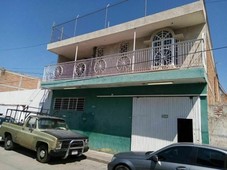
[196,148,225,169]
[157,146,194,164]
[26,117,37,128]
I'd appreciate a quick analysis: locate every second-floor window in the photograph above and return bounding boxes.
[96,47,104,57]
[119,42,129,53]
[152,30,175,66]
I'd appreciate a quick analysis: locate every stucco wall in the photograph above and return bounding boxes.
[209,105,227,148]
[89,24,205,57]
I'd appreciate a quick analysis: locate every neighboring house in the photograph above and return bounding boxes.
[0,69,51,116]
[0,68,40,92]
[41,1,224,153]
[0,89,52,116]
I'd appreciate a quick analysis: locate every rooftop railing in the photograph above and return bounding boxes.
[50,0,198,43]
[43,39,204,82]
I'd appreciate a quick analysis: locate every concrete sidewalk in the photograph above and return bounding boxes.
[85,150,113,164]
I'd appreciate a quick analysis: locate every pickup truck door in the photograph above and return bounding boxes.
[18,117,37,150]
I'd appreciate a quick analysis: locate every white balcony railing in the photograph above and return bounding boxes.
[43,39,204,82]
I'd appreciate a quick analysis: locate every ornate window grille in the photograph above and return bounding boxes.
[152,30,176,67]
[119,42,129,53]
[96,47,104,57]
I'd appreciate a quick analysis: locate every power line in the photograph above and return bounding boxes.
[206,0,227,3]
[0,42,48,51]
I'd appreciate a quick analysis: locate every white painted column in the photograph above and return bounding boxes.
[73,45,79,79]
[74,45,79,61]
[202,33,207,73]
[132,30,137,71]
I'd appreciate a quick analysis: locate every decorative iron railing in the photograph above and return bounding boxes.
[43,39,204,82]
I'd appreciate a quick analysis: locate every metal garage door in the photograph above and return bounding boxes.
[131,97,201,151]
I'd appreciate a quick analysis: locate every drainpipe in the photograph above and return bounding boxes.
[132,29,137,71]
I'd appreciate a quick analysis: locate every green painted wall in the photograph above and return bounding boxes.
[52,89,132,153]
[50,83,207,153]
[200,96,209,144]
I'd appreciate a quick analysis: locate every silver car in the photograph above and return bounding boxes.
[108,143,227,170]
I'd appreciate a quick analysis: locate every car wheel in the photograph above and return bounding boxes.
[4,135,14,150]
[36,145,50,163]
[114,164,130,170]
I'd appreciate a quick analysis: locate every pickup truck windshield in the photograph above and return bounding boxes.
[38,118,68,130]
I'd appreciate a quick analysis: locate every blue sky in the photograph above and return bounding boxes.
[0,0,227,91]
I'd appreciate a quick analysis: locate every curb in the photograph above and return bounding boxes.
[85,150,113,164]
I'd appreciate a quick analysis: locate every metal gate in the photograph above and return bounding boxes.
[131,97,201,151]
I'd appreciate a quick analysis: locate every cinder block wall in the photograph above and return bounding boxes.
[0,70,40,92]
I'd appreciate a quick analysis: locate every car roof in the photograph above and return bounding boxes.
[166,143,227,153]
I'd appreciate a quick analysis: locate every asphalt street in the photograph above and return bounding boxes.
[0,142,107,170]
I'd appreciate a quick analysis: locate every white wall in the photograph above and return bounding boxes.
[0,89,52,115]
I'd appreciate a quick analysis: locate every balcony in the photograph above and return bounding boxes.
[43,39,204,82]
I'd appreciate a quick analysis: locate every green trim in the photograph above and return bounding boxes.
[200,96,209,144]
[42,68,206,89]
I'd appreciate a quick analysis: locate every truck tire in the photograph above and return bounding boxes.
[4,135,14,150]
[36,145,50,163]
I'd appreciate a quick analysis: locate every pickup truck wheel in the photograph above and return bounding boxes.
[4,135,14,150]
[37,145,50,163]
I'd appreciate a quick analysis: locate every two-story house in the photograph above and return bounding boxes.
[42,1,222,153]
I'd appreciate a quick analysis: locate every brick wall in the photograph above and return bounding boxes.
[206,39,221,105]
[0,70,40,92]
[222,94,227,104]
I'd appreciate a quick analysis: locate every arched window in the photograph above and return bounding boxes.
[152,30,175,66]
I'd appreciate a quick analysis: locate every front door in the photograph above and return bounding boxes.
[177,118,193,142]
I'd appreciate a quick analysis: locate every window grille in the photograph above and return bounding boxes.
[96,47,104,57]
[119,42,129,53]
[54,98,62,110]
[54,97,85,111]
[152,30,175,66]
